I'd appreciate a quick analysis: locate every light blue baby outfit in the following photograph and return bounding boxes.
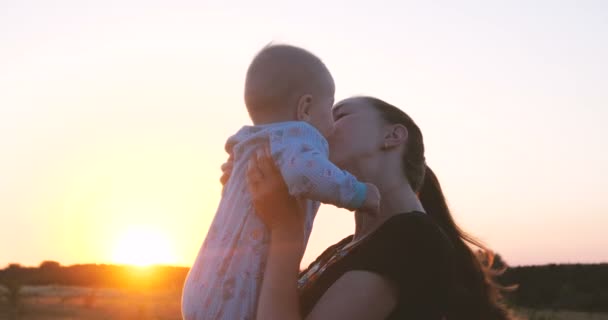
[181,121,367,320]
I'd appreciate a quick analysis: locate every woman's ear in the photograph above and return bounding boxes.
[296,94,313,121]
[383,124,408,149]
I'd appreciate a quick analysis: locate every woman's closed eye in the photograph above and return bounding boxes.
[333,112,348,121]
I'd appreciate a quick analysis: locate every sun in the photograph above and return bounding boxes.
[112,226,176,267]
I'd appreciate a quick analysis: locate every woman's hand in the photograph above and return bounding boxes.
[246,144,305,234]
[219,155,234,186]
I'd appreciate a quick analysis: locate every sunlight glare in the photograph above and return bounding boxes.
[112,226,176,267]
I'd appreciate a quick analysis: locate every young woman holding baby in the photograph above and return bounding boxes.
[245,96,518,320]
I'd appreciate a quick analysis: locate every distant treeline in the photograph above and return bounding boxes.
[1,261,607,312]
[0,261,188,291]
[500,263,608,312]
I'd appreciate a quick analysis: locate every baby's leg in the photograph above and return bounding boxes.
[214,218,269,319]
[184,213,269,319]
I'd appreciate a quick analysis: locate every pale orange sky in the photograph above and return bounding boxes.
[1,0,607,269]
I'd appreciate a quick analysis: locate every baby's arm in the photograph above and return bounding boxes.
[270,124,379,212]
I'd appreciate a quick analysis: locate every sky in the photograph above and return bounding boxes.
[1,0,607,269]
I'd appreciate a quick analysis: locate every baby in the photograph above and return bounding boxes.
[181,44,380,320]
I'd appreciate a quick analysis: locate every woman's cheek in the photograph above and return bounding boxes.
[328,136,344,163]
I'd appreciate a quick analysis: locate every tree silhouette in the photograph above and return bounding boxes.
[0,264,25,320]
[39,261,60,270]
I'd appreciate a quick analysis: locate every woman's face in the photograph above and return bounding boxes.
[328,97,386,170]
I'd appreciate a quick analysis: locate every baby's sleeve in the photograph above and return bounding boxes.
[269,123,367,210]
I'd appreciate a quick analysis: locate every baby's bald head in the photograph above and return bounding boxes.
[244,44,335,125]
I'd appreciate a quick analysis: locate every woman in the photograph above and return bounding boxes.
[240,96,516,319]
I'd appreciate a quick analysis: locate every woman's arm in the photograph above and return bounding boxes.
[247,146,398,320]
[306,271,397,320]
[257,226,306,320]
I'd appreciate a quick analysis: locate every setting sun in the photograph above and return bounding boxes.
[112,226,177,267]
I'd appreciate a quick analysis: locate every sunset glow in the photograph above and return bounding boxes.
[112,226,177,267]
[1,0,607,269]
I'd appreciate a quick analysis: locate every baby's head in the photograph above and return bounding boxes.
[244,44,335,137]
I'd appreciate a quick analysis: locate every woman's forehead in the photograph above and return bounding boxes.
[332,98,367,114]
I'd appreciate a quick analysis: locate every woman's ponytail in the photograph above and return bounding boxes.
[419,166,516,320]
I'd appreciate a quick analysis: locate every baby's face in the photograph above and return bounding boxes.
[308,92,335,138]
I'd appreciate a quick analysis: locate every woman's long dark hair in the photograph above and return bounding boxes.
[364,96,517,320]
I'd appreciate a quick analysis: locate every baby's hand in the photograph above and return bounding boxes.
[361,183,381,215]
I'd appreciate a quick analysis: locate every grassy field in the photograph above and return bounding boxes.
[1,285,607,320]
[0,285,182,320]
[517,308,608,320]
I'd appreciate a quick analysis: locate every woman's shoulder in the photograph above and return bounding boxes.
[355,211,455,282]
[370,211,452,247]
[356,212,454,313]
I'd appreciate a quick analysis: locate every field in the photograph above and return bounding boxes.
[1,286,607,320]
[0,285,182,320]
[517,308,608,320]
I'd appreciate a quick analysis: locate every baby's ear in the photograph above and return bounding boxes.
[296,94,313,121]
